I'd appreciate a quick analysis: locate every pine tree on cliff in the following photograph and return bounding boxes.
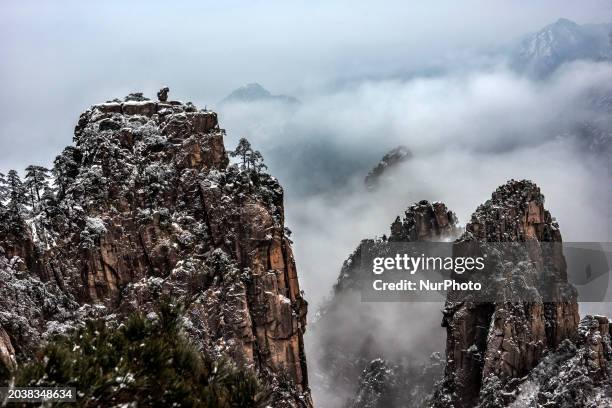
[40,186,57,213]
[231,138,253,169]
[6,170,27,216]
[53,146,81,199]
[249,150,268,173]
[0,173,8,208]
[24,165,51,208]
[35,186,58,247]
[231,138,267,173]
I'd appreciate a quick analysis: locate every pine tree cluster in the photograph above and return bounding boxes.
[0,165,55,244]
[230,138,267,173]
[14,301,271,408]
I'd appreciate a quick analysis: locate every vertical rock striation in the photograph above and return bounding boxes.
[389,200,457,242]
[0,90,310,406]
[437,180,580,407]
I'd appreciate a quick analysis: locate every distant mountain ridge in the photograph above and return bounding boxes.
[220,83,300,105]
[511,18,612,77]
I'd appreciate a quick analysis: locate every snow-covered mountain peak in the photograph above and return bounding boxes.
[512,18,611,77]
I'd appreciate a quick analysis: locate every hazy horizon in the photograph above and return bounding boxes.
[1,0,611,173]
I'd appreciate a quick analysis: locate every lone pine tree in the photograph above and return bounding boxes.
[5,170,27,215]
[24,165,51,208]
[0,173,7,212]
[231,138,252,169]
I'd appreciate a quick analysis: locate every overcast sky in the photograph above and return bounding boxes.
[1,0,611,174]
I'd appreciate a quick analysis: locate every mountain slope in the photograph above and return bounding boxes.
[511,18,612,77]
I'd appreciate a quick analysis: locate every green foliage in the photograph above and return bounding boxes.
[230,138,267,172]
[6,170,27,215]
[15,302,271,407]
[53,146,82,199]
[0,172,8,204]
[230,138,252,168]
[24,165,51,208]
[0,170,28,233]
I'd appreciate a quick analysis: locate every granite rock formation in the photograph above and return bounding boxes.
[335,200,458,293]
[482,314,612,407]
[311,200,459,407]
[323,180,611,407]
[0,90,311,406]
[434,180,584,407]
[157,86,169,102]
[346,355,445,408]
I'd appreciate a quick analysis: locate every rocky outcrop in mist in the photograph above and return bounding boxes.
[346,355,445,408]
[0,90,311,406]
[314,179,612,407]
[364,146,412,191]
[311,201,459,407]
[433,180,611,407]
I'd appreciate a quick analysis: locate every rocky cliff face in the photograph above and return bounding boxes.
[364,146,412,191]
[346,355,445,408]
[435,180,582,407]
[474,312,612,407]
[311,200,459,407]
[319,180,611,407]
[0,90,310,406]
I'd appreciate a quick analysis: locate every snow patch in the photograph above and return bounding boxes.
[86,217,107,234]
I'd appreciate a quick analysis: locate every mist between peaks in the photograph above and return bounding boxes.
[372,254,486,275]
